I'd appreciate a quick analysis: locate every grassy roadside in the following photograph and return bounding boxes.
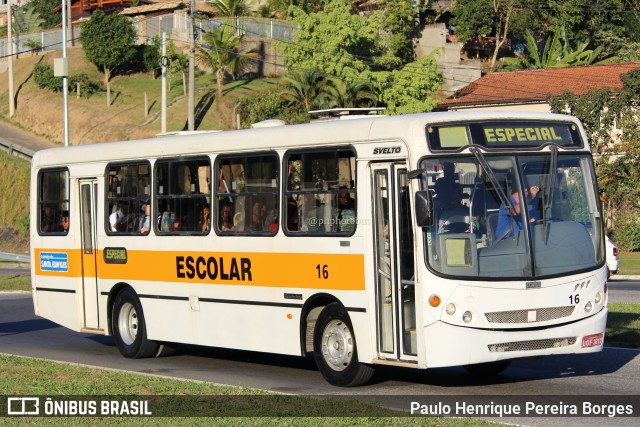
[0,273,30,291]
[605,303,640,348]
[0,355,496,426]
[619,251,640,275]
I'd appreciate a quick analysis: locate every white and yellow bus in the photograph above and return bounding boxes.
[30,111,608,386]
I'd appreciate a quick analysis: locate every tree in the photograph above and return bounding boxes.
[196,25,260,104]
[378,54,441,115]
[28,0,61,29]
[168,41,189,96]
[376,0,419,66]
[320,77,379,108]
[548,69,640,247]
[500,28,608,70]
[12,5,45,34]
[451,0,519,70]
[279,70,330,111]
[283,0,420,80]
[81,10,137,106]
[208,0,254,17]
[283,0,375,81]
[142,36,162,80]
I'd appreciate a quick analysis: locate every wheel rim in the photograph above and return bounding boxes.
[321,319,353,371]
[118,302,138,346]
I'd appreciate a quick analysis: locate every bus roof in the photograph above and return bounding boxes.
[31,111,584,168]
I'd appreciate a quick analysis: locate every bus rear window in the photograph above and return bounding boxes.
[38,169,69,235]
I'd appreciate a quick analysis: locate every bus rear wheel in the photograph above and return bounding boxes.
[463,360,511,376]
[112,288,159,359]
[313,303,374,387]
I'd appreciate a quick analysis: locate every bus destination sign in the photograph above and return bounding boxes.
[483,125,565,145]
[427,121,583,151]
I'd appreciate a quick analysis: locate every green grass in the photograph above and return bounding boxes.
[0,354,496,425]
[605,302,640,348]
[0,150,30,234]
[619,251,640,275]
[0,273,30,291]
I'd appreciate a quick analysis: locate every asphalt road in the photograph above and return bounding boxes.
[0,119,57,153]
[1,292,638,426]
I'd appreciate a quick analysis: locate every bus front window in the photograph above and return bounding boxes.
[422,153,603,279]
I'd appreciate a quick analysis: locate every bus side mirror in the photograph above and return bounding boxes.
[415,191,433,227]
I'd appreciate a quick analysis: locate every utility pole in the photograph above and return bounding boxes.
[61,0,70,146]
[188,0,195,131]
[7,0,15,118]
[68,0,74,47]
[161,32,167,134]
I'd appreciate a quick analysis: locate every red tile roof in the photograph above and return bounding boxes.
[438,62,640,109]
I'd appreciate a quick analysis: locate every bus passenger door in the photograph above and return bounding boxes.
[371,163,417,361]
[79,179,100,330]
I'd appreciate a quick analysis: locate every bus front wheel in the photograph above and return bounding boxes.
[112,288,159,359]
[313,303,374,387]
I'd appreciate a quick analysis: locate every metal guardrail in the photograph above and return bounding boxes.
[0,138,34,160]
[0,252,30,264]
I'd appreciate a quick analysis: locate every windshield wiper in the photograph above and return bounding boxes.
[541,146,558,243]
[470,147,513,211]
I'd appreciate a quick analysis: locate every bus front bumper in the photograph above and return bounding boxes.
[423,307,608,368]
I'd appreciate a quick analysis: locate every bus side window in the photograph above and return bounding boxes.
[155,157,211,235]
[106,162,151,235]
[285,148,356,235]
[38,169,69,235]
[214,154,279,235]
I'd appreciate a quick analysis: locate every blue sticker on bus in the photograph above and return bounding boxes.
[40,252,69,272]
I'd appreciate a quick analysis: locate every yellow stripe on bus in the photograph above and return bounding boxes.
[33,249,365,290]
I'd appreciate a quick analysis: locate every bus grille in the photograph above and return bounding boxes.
[488,337,577,352]
[485,306,575,324]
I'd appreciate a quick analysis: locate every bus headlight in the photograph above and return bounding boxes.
[584,301,593,313]
[445,303,456,316]
[595,291,602,304]
[462,311,473,323]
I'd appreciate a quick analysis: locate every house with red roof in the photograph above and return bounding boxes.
[436,63,640,112]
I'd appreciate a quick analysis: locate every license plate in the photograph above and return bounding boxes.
[582,333,604,348]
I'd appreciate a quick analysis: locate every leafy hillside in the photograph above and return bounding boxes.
[0,151,30,253]
[0,47,282,252]
[0,47,282,145]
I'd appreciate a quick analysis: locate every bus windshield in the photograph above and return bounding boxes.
[421,152,604,279]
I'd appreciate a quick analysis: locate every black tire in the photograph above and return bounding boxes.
[313,303,375,387]
[463,360,511,376]
[112,288,159,359]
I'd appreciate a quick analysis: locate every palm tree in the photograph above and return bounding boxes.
[12,5,45,34]
[320,77,379,108]
[501,28,609,70]
[196,26,261,103]
[208,0,255,17]
[280,70,332,112]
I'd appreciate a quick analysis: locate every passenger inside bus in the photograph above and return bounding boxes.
[286,198,299,231]
[495,182,540,242]
[250,200,266,231]
[434,163,468,233]
[139,199,151,233]
[59,210,69,233]
[199,206,211,232]
[109,199,131,232]
[337,191,356,232]
[41,203,58,232]
[220,201,234,231]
